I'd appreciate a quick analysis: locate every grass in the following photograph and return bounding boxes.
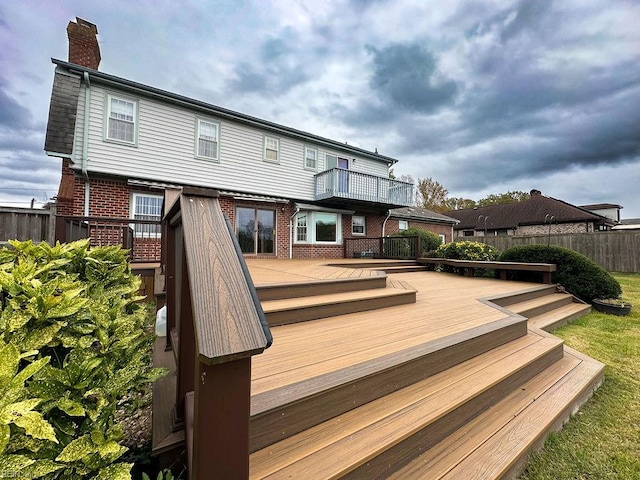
[520,273,640,480]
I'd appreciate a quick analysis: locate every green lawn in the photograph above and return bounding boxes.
[520,273,640,480]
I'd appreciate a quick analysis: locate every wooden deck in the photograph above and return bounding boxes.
[153,258,603,479]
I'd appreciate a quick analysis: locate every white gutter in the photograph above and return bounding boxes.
[381,210,391,237]
[82,72,91,216]
[289,207,300,259]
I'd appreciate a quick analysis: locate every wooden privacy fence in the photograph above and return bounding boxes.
[164,187,272,479]
[0,206,55,244]
[457,231,640,273]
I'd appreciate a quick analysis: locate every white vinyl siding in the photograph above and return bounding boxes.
[196,119,219,160]
[264,136,280,163]
[76,85,393,202]
[352,215,365,235]
[105,94,137,145]
[304,147,317,171]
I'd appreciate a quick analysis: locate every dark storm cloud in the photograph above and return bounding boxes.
[368,44,458,113]
[230,32,310,95]
[0,77,32,130]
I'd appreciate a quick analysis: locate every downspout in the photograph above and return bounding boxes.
[381,210,391,237]
[82,72,91,216]
[289,207,300,259]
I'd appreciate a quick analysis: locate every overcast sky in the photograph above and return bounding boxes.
[1,0,639,217]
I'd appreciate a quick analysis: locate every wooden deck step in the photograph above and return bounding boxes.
[327,260,419,269]
[506,292,575,319]
[249,332,564,479]
[255,272,387,301]
[528,302,592,332]
[261,285,417,326]
[489,284,557,307]
[250,315,528,453]
[388,348,604,479]
[366,265,431,274]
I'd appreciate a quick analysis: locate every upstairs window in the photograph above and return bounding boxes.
[107,95,137,144]
[352,215,366,235]
[264,136,280,163]
[304,147,317,171]
[131,193,163,237]
[196,119,219,160]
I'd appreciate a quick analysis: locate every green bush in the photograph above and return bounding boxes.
[0,239,166,479]
[392,227,443,256]
[499,244,621,302]
[434,241,501,277]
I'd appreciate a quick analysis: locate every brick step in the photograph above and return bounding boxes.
[249,332,564,479]
[249,315,528,453]
[528,302,592,332]
[388,348,604,479]
[261,284,417,326]
[506,292,575,319]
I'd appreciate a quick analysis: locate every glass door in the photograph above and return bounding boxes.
[236,207,275,255]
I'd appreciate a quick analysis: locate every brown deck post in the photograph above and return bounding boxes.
[175,248,195,426]
[192,357,252,479]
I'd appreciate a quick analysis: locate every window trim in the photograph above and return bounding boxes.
[130,192,163,238]
[293,211,342,245]
[352,215,366,236]
[304,146,317,171]
[439,234,446,244]
[194,118,220,161]
[398,220,408,231]
[263,135,280,163]
[104,93,138,146]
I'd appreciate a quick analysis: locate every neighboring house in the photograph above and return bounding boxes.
[387,206,459,243]
[612,218,640,231]
[579,203,622,223]
[446,189,616,237]
[45,18,417,260]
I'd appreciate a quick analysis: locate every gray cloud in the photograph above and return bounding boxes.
[368,43,458,113]
[0,78,32,130]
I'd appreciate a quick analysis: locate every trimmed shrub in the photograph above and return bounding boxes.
[0,239,166,479]
[499,244,621,302]
[434,241,501,277]
[392,227,443,256]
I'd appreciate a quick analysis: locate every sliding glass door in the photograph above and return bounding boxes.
[236,207,275,255]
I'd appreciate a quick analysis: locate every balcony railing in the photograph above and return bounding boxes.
[55,215,163,263]
[344,235,421,260]
[314,169,413,207]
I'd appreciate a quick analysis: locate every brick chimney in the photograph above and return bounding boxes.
[66,17,101,69]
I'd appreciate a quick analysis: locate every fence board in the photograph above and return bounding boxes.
[457,232,640,273]
[0,207,54,244]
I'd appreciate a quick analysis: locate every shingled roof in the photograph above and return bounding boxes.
[446,190,615,230]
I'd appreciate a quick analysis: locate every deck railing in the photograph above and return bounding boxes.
[344,235,421,260]
[55,215,163,262]
[164,187,272,478]
[314,168,414,207]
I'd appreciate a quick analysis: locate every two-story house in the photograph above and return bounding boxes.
[45,18,420,260]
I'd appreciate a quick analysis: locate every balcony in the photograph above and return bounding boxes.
[314,168,414,209]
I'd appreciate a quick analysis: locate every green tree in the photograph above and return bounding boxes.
[416,177,449,212]
[476,191,530,206]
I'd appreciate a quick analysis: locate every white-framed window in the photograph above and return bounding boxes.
[264,136,280,163]
[398,220,408,231]
[131,193,163,237]
[352,215,366,235]
[439,234,446,244]
[106,94,137,144]
[294,211,341,244]
[296,213,308,242]
[304,147,317,171]
[196,119,219,160]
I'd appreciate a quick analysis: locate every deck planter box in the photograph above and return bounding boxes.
[592,299,632,316]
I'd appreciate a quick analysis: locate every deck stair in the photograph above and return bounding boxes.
[244,272,602,479]
[257,274,417,326]
[327,260,430,274]
[490,284,592,332]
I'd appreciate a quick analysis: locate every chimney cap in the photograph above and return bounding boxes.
[530,189,542,196]
[75,17,98,34]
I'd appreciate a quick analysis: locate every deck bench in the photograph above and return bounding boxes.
[418,258,557,284]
